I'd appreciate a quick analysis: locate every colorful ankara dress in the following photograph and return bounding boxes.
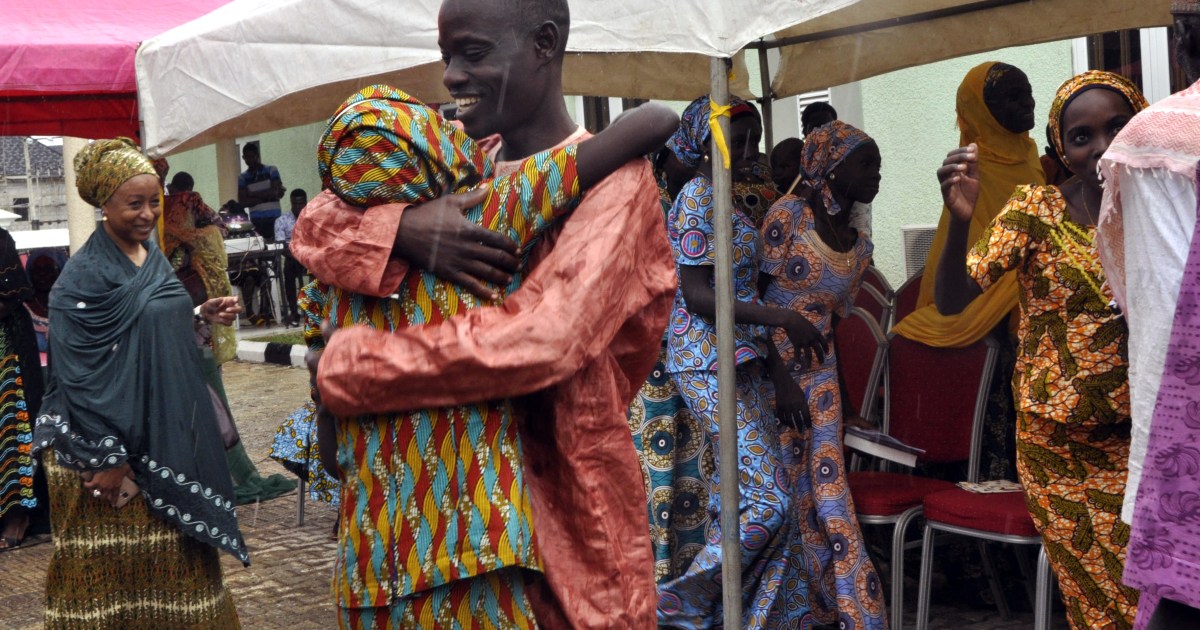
[628,177,712,584]
[314,85,581,629]
[657,174,808,628]
[760,199,883,629]
[968,184,1139,629]
[759,120,887,630]
[0,227,45,537]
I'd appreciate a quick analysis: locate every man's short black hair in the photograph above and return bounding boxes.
[512,0,570,49]
[291,188,307,199]
[801,102,838,127]
[169,171,194,193]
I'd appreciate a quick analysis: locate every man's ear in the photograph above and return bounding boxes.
[531,21,562,63]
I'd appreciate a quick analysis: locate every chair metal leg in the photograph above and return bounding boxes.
[1034,544,1053,630]
[916,524,936,630]
[891,507,922,630]
[977,540,1012,620]
[1013,542,1038,606]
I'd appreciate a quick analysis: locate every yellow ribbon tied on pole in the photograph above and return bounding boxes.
[708,98,734,169]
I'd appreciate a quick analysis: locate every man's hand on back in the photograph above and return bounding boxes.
[393,188,520,300]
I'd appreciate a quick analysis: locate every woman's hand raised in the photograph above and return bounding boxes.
[937,144,981,223]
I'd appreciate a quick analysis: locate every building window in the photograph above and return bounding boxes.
[1087,31,1143,89]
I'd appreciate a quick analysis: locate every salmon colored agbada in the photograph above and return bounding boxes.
[292,131,673,627]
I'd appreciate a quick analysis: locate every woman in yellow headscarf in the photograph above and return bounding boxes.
[892,61,1045,346]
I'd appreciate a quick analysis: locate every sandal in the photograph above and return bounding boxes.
[0,536,21,552]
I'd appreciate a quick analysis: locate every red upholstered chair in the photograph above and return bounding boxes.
[862,265,894,303]
[892,269,924,325]
[835,307,887,424]
[854,284,893,332]
[915,390,1054,628]
[846,333,999,630]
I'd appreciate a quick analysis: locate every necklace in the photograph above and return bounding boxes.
[812,205,857,266]
[1049,218,1106,299]
[1076,184,1100,226]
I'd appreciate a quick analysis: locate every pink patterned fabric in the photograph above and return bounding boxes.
[1098,81,1200,312]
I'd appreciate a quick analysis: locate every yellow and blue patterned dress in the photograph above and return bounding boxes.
[313,85,581,627]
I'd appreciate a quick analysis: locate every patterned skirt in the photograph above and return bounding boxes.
[627,343,713,583]
[339,567,535,630]
[1016,412,1140,629]
[788,365,887,630]
[42,451,241,630]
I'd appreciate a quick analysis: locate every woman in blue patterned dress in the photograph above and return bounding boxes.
[657,96,827,628]
[759,120,888,629]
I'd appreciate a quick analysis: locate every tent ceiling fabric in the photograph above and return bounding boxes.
[138,0,1172,156]
[771,0,1174,97]
[0,0,231,138]
[136,0,843,155]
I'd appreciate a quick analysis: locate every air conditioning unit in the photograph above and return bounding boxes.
[901,224,938,279]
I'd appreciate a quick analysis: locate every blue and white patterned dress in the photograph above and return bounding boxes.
[657,175,811,628]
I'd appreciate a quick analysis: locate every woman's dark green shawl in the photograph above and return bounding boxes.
[32,228,248,564]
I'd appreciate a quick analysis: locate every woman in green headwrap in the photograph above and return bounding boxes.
[32,138,247,629]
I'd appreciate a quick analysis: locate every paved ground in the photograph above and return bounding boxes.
[0,360,1059,629]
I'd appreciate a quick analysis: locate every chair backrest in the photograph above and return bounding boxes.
[854,284,893,331]
[835,306,888,421]
[884,332,998,480]
[892,268,924,323]
[861,265,894,302]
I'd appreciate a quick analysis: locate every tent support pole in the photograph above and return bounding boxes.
[710,55,742,630]
[757,46,774,153]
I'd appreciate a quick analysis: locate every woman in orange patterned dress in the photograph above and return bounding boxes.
[933,71,1148,629]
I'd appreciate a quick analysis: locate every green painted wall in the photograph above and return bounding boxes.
[861,41,1074,286]
[164,121,326,211]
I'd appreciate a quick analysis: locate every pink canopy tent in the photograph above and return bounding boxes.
[0,0,231,138]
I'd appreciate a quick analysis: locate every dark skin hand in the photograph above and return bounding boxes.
[81,463,133,505]
[678,264,825,430]
[391,187,520,301]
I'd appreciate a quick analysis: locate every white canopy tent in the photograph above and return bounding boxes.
[137,0,1172,156]
[135,1,1175,624]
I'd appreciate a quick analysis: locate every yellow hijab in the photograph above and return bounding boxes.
[893,62,1045,347]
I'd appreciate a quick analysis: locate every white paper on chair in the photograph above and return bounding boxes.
[956,480,1023,494]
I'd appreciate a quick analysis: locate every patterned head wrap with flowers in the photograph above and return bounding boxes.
[1048,70,1148,165]
[799,120,874,216]
[666,94,759,169]
[73,137,158,208]
[318,84,491,207]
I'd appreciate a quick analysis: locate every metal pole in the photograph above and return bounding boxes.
[757,46,774,153]
[710,55,742,629]
[22,138,38,225]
